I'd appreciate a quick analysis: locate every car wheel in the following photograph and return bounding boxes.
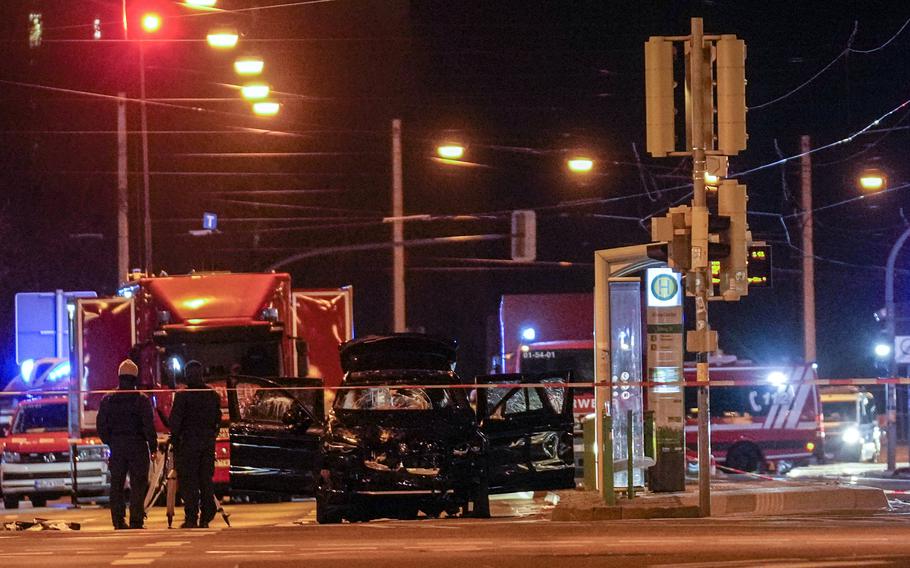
[724,444,761,473]
[3,495,19,509]
[315,491,342,525]
[472,481,490,519]
[30,496,47,508]
[395,503,419,520]
[420,504,443,519]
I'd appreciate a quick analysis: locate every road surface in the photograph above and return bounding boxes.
[2,497,910,567]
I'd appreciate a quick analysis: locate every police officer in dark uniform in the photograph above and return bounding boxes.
[169,360,221,528]
[97,359,158,530]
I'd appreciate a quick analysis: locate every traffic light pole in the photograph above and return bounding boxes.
[689,17,712,518]
[885,227,910,470]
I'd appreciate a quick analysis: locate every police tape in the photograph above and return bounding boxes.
[0,376,903,397]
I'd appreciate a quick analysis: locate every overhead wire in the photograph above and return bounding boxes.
[749,15,910,111]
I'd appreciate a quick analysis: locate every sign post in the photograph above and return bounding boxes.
[646,268,685,492]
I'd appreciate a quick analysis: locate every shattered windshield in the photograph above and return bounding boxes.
[337,388,433,410]
[335,386,468,411]
[13,403,68,433]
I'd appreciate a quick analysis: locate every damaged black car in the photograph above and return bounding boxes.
[315,334,576,524]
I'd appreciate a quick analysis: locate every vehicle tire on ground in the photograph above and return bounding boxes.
[395,503,419,520]
[724,444,762,473]
[472,481,490,518]
[315,491,343,524]
[30,496,47,508]
[3,495,19,509]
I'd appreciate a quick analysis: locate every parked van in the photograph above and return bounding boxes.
[820,387,880,463]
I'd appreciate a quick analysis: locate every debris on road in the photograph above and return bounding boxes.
[1,518,81,531]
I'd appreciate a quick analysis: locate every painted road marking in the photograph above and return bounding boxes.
[111,550,166,565]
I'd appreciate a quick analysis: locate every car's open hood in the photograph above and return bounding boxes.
[339,334,457,373]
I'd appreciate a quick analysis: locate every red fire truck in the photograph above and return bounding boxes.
[1,272,353,506]
[500,293,823,473]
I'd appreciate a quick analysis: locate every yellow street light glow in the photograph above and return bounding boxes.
[141,13,162,33]
[252,101,280,116]
[436,144,465,160]
[185,0,217,6]
[858,169,887,192]
[241,83,270,100]
[704,171,720,185]
[207,29,239,49]
[567,157,594,173]
[234,56,264,76]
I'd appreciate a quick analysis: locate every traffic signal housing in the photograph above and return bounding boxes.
[650,205,692,272]
[714,180,750,300]
[716,35,747,155]
[644,37,675,157]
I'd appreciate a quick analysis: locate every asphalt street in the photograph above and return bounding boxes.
[0,493,910,567]
[2,507,910,567]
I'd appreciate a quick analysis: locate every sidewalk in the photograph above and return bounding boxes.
[551,478,889,521]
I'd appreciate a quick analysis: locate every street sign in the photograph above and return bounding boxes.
[895,336,910,364]
[202,212,218,231]
[646,267,682,308]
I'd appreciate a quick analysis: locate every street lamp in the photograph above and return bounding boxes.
[251,101,280,117]
[241,83,270,100]
[436,144,465,160]
[184,0,217,7]
[234,56,264,76]
[566,156,594,174]
[858,168,888,192]
[207,28,239,49]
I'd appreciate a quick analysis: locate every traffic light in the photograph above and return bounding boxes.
[650,205,692,272]
[511,210,536,263]
[644,37,675,157]
[716,35,747,155]
[714,180,750,300]
[28,12,42,48]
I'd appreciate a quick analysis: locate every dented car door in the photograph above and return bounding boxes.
[228,377,323,496]
[476,372,575,493]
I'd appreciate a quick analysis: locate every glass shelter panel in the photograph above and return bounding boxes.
[609,280,644,489]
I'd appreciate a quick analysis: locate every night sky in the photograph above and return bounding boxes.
[0,1,908,382]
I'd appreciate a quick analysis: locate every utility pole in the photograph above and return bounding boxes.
[391,119,406,332]
[139,42,152,273]
[800,135,816,364]
[117,92,129,285]
[884,229,910,470]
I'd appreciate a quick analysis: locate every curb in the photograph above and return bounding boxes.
[551,485,888,520]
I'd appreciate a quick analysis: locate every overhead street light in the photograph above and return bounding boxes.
[858,168,887,192]
[241,83,270,100]
[234,56,264,76]
[252,101,280,116]
[185,0,217,7]
[207,28,239,49]
[566,156,594,174]
[436,144,465,160]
